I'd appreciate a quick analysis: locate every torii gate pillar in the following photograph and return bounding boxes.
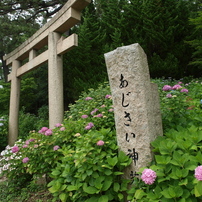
[4,0,91,146]
[48,32,64,128]
[8,60,21,146]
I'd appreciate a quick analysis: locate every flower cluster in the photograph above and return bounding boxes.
[141,169,157,185]
[97,140,105,146]
[195,165,202,181]
[85,122,94,130]
[162,83,188,97]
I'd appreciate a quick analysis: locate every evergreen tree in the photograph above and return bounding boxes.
[188,6,202,73]
[122,0,194,78]
[63,3,107,107]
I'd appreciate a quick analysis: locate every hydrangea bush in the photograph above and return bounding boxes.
[0,78,202,201]
[127,125,202,201]
[127,78,202,201]
[0,82,131,202]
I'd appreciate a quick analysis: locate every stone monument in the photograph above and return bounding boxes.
[104,43,163,180]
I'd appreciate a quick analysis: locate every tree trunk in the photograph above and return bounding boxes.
[0,52,9,83]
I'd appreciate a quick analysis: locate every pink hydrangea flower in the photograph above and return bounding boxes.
[141,169,157,185]
[109,108,114,112]
[45,129,52,136]
[85,125,91,130]
[55,123,62,127]
[95,114,103,118]
[172,84,182,90]
[22,157,29,163]
[81,115,88,118]
[105,94,112,99]
[166,94,172,98]
[60,127,65,131]
[180,88,188,93]
[178,81,183,84]
[85,97,93,100]
[11,146,20,153]
[195,166,202,181]
[85,122,94,130]
[25,140,30,145]
[91,108,99,115]
[97,140,105,146]
[101,105,106,108]
[34,144,38,148]
[53,145,60,151]
[22,145,28,148]
[38,127,49,134]
[162,85,172,91]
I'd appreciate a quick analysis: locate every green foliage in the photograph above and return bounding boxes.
[0,115,8,152]
[1,77,202,201]
[155,78,202,132]
[65,82,115,130]
[48,128,131,202]
[188,7,202,71]
[0,81,10,115]
[18,107,49,140]
[127,126,202,202]
[0,81,131,201]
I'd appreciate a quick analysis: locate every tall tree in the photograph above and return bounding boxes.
[188,5,202,73]
[63,2,107,107]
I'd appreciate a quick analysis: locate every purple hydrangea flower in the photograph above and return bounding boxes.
[95,114,103,117]
[85,122,94,130]
[60,127,65,131]
[162,85,172,91]
[85,97,93,100]
[172,84,182,90]
[85,125,91,130]
[81,115,88,118]
[22,157,29,163]
[55,123,62,127]
[91,108,99,115]
[105,94,112,99]
[11,146,20,153]
[195,166,202,181]
[38,127,49,134]
[53,145,60,151]
[45,129,52,136]
[97,140,105,146]
[141,169,157,185]
[166,93,172,98]
[180,88,188,93]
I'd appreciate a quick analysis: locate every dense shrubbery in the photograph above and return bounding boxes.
[0,77,202,201]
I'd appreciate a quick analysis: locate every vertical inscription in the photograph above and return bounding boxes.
[119,74,139,179]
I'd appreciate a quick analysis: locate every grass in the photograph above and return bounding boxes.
[0,178,55,202]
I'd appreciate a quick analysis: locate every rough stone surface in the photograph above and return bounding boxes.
[104,43,163,179]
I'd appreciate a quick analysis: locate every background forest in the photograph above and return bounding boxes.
[0,0,202,134]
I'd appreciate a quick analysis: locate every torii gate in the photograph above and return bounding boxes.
[3,0,91,146]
